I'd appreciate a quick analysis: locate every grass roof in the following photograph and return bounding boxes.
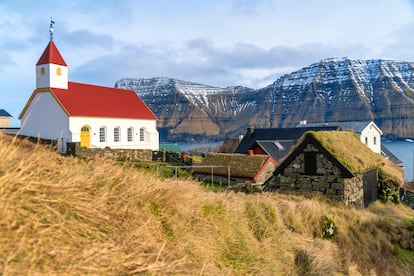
[303,131,403,184]
[193,153,271,178]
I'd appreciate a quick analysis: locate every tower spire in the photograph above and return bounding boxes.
[49,17,55,40]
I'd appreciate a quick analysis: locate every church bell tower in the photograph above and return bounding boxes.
[36,18,68,90]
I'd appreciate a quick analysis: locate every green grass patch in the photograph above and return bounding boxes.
[220,233,259,272]
[202,202,226,218]
[394,244,414,267]
[200,181,228,191]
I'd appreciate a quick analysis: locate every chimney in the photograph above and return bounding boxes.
[247,150,254,156]
[246,127,255,137]
[297,120,307,127]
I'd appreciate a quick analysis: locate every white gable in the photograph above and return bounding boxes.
[20,91,70,139]
[360,121,382,154]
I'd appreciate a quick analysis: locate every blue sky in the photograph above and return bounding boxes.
[2,0,414,126]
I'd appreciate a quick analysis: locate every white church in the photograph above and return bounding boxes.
[19,21,159,151]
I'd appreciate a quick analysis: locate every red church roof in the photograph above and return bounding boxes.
[19,82,157,120]
[54,82,157,119]
[36,40,67,66]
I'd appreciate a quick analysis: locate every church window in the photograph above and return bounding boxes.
[99,127,106,143]
[114,127,120,142]
[56,67,61,76]
[127,127,133,142]
[40,67,45,76]
[139,127,145,142]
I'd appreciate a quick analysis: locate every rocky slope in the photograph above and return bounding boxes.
[115,58,414,141]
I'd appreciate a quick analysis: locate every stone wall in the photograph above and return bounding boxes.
[70,143,152,162]
[265,144,364,207]
[344,175,364,207]
[194,173,251,186]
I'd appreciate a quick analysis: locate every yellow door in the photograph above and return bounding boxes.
[80,126,90,148]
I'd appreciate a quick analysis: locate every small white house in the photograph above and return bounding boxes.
[19,37,159,151]
[0,109,12,128]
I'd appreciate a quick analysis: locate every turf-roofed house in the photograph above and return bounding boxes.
[264,131,403,207]
[19,21,159,152]
[192,153,276,185]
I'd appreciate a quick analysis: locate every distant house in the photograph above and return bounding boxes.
[159,143,182,153]
[298,120,382,153]
[234,126,339,163]
[193,152,276,185]
[381,145,404,169]
[264,131,403,207]
[19,34,158,151]
[0,109,12,128]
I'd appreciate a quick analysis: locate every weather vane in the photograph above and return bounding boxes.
[49,17,55,40]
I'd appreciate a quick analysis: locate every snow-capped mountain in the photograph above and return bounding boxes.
[115,77,256,141]
[115,58,414,141]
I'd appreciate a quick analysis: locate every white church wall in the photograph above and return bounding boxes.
[69,117,159,150]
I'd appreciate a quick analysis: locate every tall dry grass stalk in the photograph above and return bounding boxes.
[0,133,413,275]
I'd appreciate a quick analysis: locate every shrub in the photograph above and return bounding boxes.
[320,215,337,240]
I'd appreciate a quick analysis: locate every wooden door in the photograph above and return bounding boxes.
[80,126,90,148]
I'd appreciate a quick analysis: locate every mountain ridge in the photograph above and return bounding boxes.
[115,58,414,141]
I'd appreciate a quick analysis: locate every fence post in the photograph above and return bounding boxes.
[228,166,230,186]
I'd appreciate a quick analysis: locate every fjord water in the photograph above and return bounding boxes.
[383,140,414,181]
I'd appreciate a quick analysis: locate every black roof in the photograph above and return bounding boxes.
[0,109,12,117]
[381,145,404,167]
[298,120,375,134]
[234,126,339,156]
[255,140,295,162]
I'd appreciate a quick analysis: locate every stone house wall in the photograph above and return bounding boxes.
[265,144,364,206]
[255,162,277,184]
[344,176,364,207]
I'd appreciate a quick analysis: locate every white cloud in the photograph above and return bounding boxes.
[1,0,414,125]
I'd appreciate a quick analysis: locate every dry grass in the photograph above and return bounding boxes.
[0,133,413,275]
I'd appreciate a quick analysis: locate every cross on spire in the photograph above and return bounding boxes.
[49,17,55,40]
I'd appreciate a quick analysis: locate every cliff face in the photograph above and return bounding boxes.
[115,58,414,141]
[115,78,257,141]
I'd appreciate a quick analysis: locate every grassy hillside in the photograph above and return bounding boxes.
[1,133,414,275]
